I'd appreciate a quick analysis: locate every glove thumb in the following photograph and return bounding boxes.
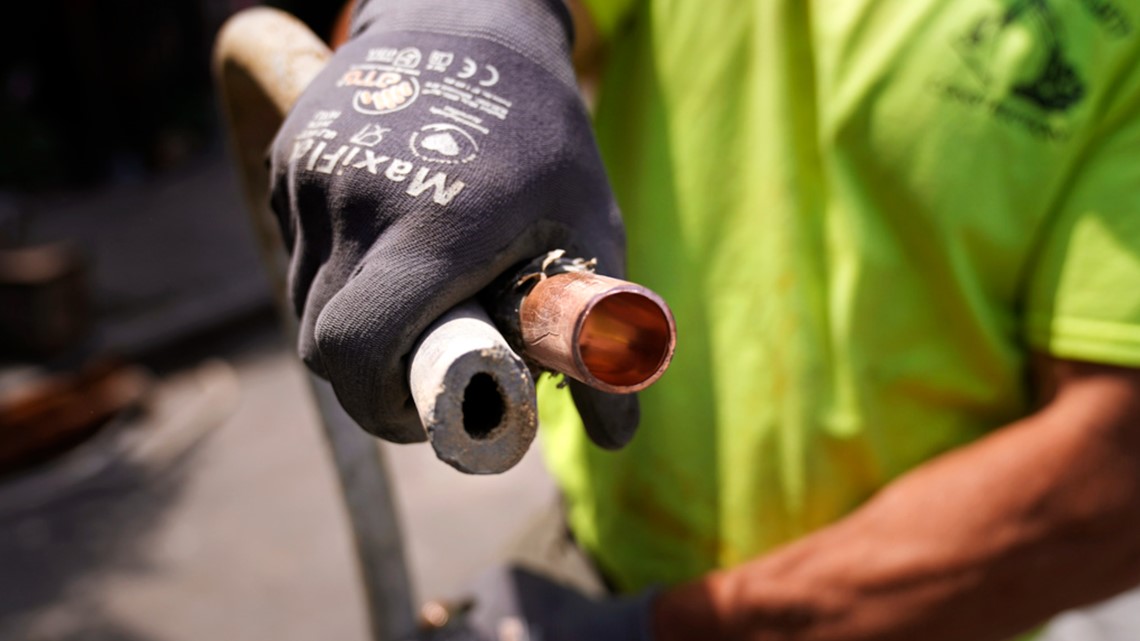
[568,381,640,449]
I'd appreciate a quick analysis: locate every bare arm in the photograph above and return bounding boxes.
[655,356,1140,641]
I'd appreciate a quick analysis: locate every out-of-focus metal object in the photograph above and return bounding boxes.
[0,361,150,475]
[214,9,415,641]
[213,7,332,301]
[417,598,470,631]
[0,244,89,360]
[0,360,237,518]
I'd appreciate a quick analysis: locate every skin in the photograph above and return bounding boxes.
[567,7,1140,640]
[653,355,1140,640]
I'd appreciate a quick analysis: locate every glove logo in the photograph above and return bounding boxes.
[338,67,420,115]
[410,124,479,164]
[350,123,391,148]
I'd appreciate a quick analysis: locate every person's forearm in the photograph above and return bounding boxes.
[655,358,1140,641]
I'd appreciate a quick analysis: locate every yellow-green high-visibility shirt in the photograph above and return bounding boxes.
[539,0,1140,601]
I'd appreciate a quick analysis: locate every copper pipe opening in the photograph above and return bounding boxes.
[578,292,673,389]
[519,272,676,394]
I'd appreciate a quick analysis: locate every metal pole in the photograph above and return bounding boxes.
[214,9,416,640]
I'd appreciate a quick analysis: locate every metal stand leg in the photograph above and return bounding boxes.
[214,9,416,640]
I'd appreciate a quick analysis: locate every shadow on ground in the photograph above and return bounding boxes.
[0,427,204,640]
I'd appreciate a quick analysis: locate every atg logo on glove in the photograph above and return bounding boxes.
[337,68,420,115]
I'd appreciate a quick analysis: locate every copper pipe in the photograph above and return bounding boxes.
[519,272,676,394]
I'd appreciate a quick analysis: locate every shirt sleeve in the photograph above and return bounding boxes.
[578,0,640,41]
[1024,89,1140,367]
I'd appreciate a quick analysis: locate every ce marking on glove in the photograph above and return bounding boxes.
[456,57,499,87]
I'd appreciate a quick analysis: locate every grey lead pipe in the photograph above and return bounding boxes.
[410,303,538,474]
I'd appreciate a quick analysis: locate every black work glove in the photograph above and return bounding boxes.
[417,565,657,641]
[269,0,637,445]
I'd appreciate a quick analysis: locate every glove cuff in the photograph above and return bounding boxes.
[350,0,577,89]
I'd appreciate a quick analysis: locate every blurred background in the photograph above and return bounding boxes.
[2,2,1139,640]
[0,2,555,640]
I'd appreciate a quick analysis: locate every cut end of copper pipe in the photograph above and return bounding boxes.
[520,272,676,394]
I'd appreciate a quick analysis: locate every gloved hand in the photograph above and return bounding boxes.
[269,0,637,445]
[418,565,657,641]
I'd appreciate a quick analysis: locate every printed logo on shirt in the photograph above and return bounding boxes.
[1077,0,1133,36]
[931,0,1132,141]
[957,0,1085,112]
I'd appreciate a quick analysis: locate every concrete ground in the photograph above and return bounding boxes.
[3,324,1140,641]
[0,321,557,641]
[1,147,557,641]
[1,148,1138,641]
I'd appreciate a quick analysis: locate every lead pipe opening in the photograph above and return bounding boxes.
[461,372,505,439]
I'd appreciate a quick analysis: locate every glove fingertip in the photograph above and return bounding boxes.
[312,275,431,443]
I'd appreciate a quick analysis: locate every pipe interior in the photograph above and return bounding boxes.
[462,372,505,439]
[578,292,672,388]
